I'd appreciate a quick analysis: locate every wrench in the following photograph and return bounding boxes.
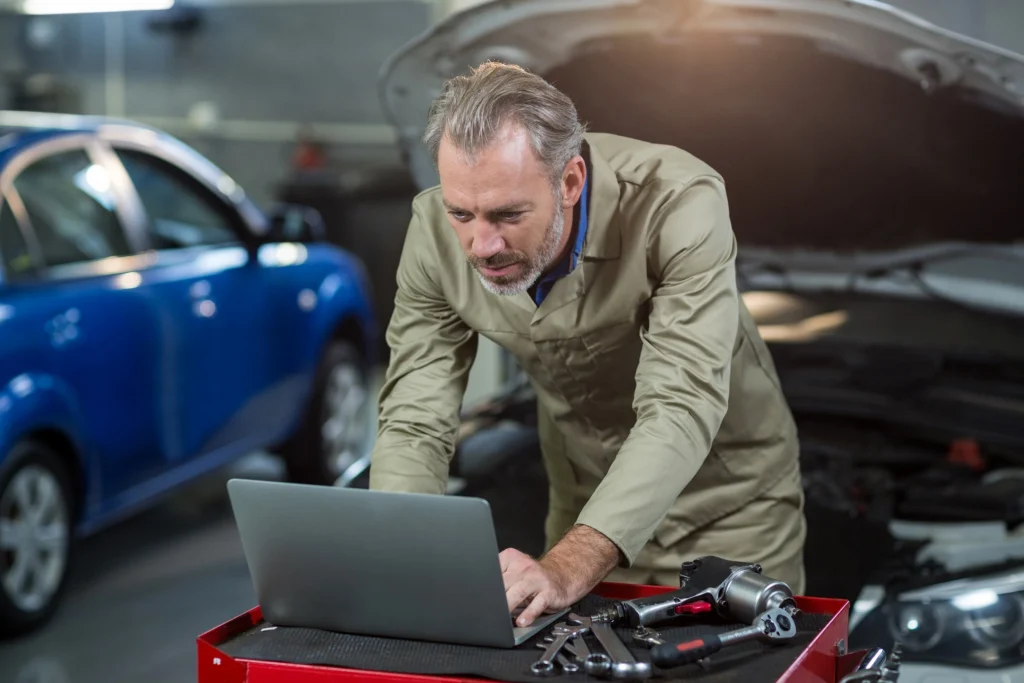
[542,631,594,659]
[541,632,593,661]
[568,612,653,680]
[534,643,581,673]
[650,607,797,669]
[839,644,902,683]
[532,623,589,676]
[565,635,592,660]
[632,626,665,648]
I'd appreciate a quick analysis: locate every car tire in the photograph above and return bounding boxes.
[283,339,371,487]
[0,440,75,639]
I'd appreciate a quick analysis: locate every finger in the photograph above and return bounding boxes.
[501,556,526,592]
[505,577,538,615]
[499,548,518,573]
[502,563,519,592]
[517,592,550,628]
[505,578,532,614]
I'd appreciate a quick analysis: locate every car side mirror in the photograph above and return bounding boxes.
[266,203,327,243]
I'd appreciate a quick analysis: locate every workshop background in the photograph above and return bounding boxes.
[0,0,1022,682]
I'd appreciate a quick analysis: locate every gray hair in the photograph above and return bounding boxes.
[423,61,586,186]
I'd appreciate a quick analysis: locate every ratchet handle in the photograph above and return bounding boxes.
[651,634,723,668]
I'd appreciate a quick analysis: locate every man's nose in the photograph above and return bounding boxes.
[471,222,505,260]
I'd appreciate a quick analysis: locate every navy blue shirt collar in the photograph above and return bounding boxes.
[531,176,590,306]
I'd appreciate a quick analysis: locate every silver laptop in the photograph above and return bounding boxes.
[226,478,567,648]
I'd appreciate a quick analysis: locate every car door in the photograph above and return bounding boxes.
[101,143,275,462]
[0,136,172,499]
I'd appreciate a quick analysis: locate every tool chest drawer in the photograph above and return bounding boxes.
[197,583,851,683]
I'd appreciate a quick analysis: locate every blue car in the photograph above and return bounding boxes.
[0,112,377,637]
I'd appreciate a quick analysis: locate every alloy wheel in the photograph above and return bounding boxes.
[321,361,370,484]
[0,465,69,614]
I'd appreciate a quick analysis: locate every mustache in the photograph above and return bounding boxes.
[469,252,525,269]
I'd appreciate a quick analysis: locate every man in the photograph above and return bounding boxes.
[368,62,806,628]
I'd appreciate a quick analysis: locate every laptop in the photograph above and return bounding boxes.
[226,478,567,648]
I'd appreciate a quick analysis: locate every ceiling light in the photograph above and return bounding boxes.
[21,0,174,14]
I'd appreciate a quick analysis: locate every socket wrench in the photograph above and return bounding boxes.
[650,607,797,669]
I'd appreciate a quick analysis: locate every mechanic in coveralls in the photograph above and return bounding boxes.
[368,62,806,627]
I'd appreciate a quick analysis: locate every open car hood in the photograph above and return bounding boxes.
[379,0,1024,316]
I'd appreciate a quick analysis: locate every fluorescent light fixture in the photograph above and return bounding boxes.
[21,0,174,14]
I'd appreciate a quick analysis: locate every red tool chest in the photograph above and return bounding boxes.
[197,582,853,683]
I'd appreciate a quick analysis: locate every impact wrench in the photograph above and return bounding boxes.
[592,556,801,630]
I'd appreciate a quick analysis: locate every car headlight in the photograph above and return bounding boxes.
[851,566,1024,668]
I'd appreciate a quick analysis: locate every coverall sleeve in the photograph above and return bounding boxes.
[574,175,740,566]
[367,204,478,494]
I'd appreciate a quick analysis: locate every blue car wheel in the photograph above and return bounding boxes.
[282,339,371,487]
[0,440,75,638]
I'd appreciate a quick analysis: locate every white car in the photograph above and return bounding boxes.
[380,1,1024,680]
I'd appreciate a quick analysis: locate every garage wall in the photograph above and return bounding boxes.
[1,0,1022,207]
[0,16,25,107]
[0,0,432,206]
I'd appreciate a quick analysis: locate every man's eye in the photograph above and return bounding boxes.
[500,212,523,222]
[449,211,471,222]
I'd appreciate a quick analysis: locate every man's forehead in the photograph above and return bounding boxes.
[437,128,549,212]
[438,127,545,175]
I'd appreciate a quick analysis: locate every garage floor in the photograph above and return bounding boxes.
[0,448,550,683]
[0,457,266,683]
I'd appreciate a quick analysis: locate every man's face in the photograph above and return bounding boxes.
[437,124,572,295]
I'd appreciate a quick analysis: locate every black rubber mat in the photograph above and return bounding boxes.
[219,593,832,682]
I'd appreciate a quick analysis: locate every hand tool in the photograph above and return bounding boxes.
[531,622,589,676]
[650,607,797,669]
[535,640,582,673]
[592,556,799,627]
[568,612,653,680]
[631,625,665,647]
[555,653,579,674]
[839,643,902,683]
[565,634,592,661]
[540,632,593,661]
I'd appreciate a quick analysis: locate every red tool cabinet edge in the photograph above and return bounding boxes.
[197,583,852,683]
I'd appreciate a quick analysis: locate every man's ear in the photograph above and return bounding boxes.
[561,155,587,208]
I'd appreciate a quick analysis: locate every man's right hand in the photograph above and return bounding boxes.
[500,548,574,627]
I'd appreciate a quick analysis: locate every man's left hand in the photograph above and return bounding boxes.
[501,524,622,627]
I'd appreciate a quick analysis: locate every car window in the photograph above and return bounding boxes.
[0,196,34,277]
[116,149,239,250]
[12,149,133,268]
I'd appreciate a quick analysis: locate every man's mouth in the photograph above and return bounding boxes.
[480,263,518,278]
[477,259,523,279]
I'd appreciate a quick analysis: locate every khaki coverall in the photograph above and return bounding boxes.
[368,132,807,594]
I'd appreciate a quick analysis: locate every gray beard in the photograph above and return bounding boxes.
[477,203,566,297]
